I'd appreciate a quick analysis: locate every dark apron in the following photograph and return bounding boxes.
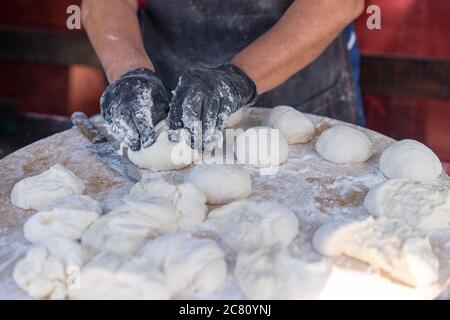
[139,0,358,124]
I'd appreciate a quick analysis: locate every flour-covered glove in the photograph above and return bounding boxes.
[100,68,169,151]
[168,64,258,153]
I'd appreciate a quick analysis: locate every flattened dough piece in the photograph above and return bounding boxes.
[313,217,439,287]
[364,179,450,230]
[203,200,299,252]
[24,195,102,243]
[11,164,85,210]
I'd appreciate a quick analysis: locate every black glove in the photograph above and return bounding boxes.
[100,68,169,151]
[168,64,258,153]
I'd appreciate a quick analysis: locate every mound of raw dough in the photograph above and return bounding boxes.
[24,195,102,243]
[235,245,332,299]
[13,236,89,299]
[380,139,442,181]
[234,127,289,169]
[137,232,227,295]
[225,108,245,128]
[68,252,170,300]
[263,106,315,144]
[10,164,85,210]
[82,179,207,254]
[186,164,252,204]
[203,200,299,252]
[127,121,200,172]
[315,126,373,164]
[313,217,439,287]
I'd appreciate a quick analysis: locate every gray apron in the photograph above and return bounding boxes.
[139,0,358,124]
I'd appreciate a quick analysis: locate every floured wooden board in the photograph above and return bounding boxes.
[1,107,449,300]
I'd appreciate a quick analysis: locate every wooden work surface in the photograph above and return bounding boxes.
[1,108,449,299]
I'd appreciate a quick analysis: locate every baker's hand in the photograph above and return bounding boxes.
[100,68,169,151]
[168,64,257,153]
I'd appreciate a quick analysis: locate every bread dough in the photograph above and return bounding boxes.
[225,108,245,128]
[13,236,89,299]
[235,245,332,299]
[364,179,450,230]
[263,106,315,144]
[137,232,227,295]
[24,195,102,243]
[313,217,439,287]
[82,179,207,254]
[128,121,200,172]
[68,252,170,300]
[234,127,289,169]
[186,164,252,204]
[380,139,442,181]
[203,200,299,252]
[10,164,85,210]
[315,126,373,164]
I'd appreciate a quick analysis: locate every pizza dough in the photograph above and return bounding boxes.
[380,139,442,181]
[235,245,332,299]
[24,195,102,243]
[10,164,85,210]
[313,217,439,287]
[364,179,450,230]
[137,232,227,295]
[13,236,89,299]
[225,108,245,128]
[263,106,315,144]
[234,127,289,170]
[68,252,170,300]
[128,121,200,172]
[186,164,252,204]
[203,200,299,252]
[315,126,373,164]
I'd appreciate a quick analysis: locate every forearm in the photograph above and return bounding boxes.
[232,0,365,94]
[82,0,153,82]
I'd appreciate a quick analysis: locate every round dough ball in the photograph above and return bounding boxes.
[380,139,442,181]
[315,126,373,164]
[10,164,85,210]
[235,245,332,300]
[24,195,102,243]
[128,121,200,172]
[264,106,315,144]
[186,164,252,204]
[234,127,289,168]
[203,200,299,252]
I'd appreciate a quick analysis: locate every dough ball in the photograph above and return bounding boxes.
[128,121,200,172]
[186,164,252,204]
[137,232,227,295]
[264,106,315,144]
[24,195,102,243]
[203,200,299,252]
[13,236,89,299]
[364,179,450,230]
[313,217,439,287]
[235,245,332,300]
[11,164,85,210]
[234,127,289,168]
[315,126,373,164]
[380,139,442,181]
[69,252,170,300]
[225,108,245,128]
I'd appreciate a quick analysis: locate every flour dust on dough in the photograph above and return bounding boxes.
[186,164,252,204]
[127,121,200,172]
[263,106,315,144]
[202,200,299,252]
[380,139,442,181]
[235,244,332,300]
[10,164,85,210]
[13,236,89,299]
[313,217,440,287]
[24,195,102,243]
[315,126,373,164]
[225,107,246,128]
[364,179,450,230]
